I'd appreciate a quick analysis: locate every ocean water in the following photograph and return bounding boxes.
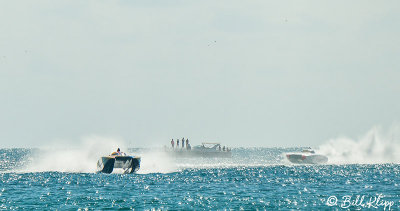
[1,147,399,210]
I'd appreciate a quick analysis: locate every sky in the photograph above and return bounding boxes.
[0,1,399,148]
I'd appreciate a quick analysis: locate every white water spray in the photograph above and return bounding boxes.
[136,149,177,174]
[21,135,127,173]
[318,125,400,164]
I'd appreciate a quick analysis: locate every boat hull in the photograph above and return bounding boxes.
[286,154,328,164]
[97,156,141,174]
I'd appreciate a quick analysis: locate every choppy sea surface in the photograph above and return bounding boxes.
[1,147,399,210]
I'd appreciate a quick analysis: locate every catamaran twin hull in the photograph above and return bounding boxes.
[97,156,141,174]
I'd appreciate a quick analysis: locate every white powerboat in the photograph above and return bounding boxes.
[286,149,328,164]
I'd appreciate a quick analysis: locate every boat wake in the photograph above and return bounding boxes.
[18,136,127,173]
[318,125,400,164]
[136,150,177,174]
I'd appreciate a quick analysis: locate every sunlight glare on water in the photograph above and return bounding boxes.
[1,146,399,210]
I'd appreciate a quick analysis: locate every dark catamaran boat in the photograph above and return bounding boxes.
[97,154,141,174]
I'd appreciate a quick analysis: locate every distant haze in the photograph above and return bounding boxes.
[0,1,399,148]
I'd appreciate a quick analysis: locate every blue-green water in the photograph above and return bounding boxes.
[1,148,399,210]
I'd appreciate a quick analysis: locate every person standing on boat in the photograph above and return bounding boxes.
[185,138,189,149]
[177,139,180,150]
[182,137,185,148]
[171,139,174,149]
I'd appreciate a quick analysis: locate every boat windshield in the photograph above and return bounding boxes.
[301,149,315,154]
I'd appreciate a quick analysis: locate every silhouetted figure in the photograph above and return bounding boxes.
[182,137,185,148]
[111,148,125,156]
[177,139,180,149]
[186,139,189,148]
[171,139,174,148]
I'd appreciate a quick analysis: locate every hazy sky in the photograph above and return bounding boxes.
[1,1,399,147]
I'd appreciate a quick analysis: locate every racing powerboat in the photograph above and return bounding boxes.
[97,154,141,174]
[286,149,328,164]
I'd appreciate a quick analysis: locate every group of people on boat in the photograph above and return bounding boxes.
[170,138,191,150]
[219,145,231,152]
